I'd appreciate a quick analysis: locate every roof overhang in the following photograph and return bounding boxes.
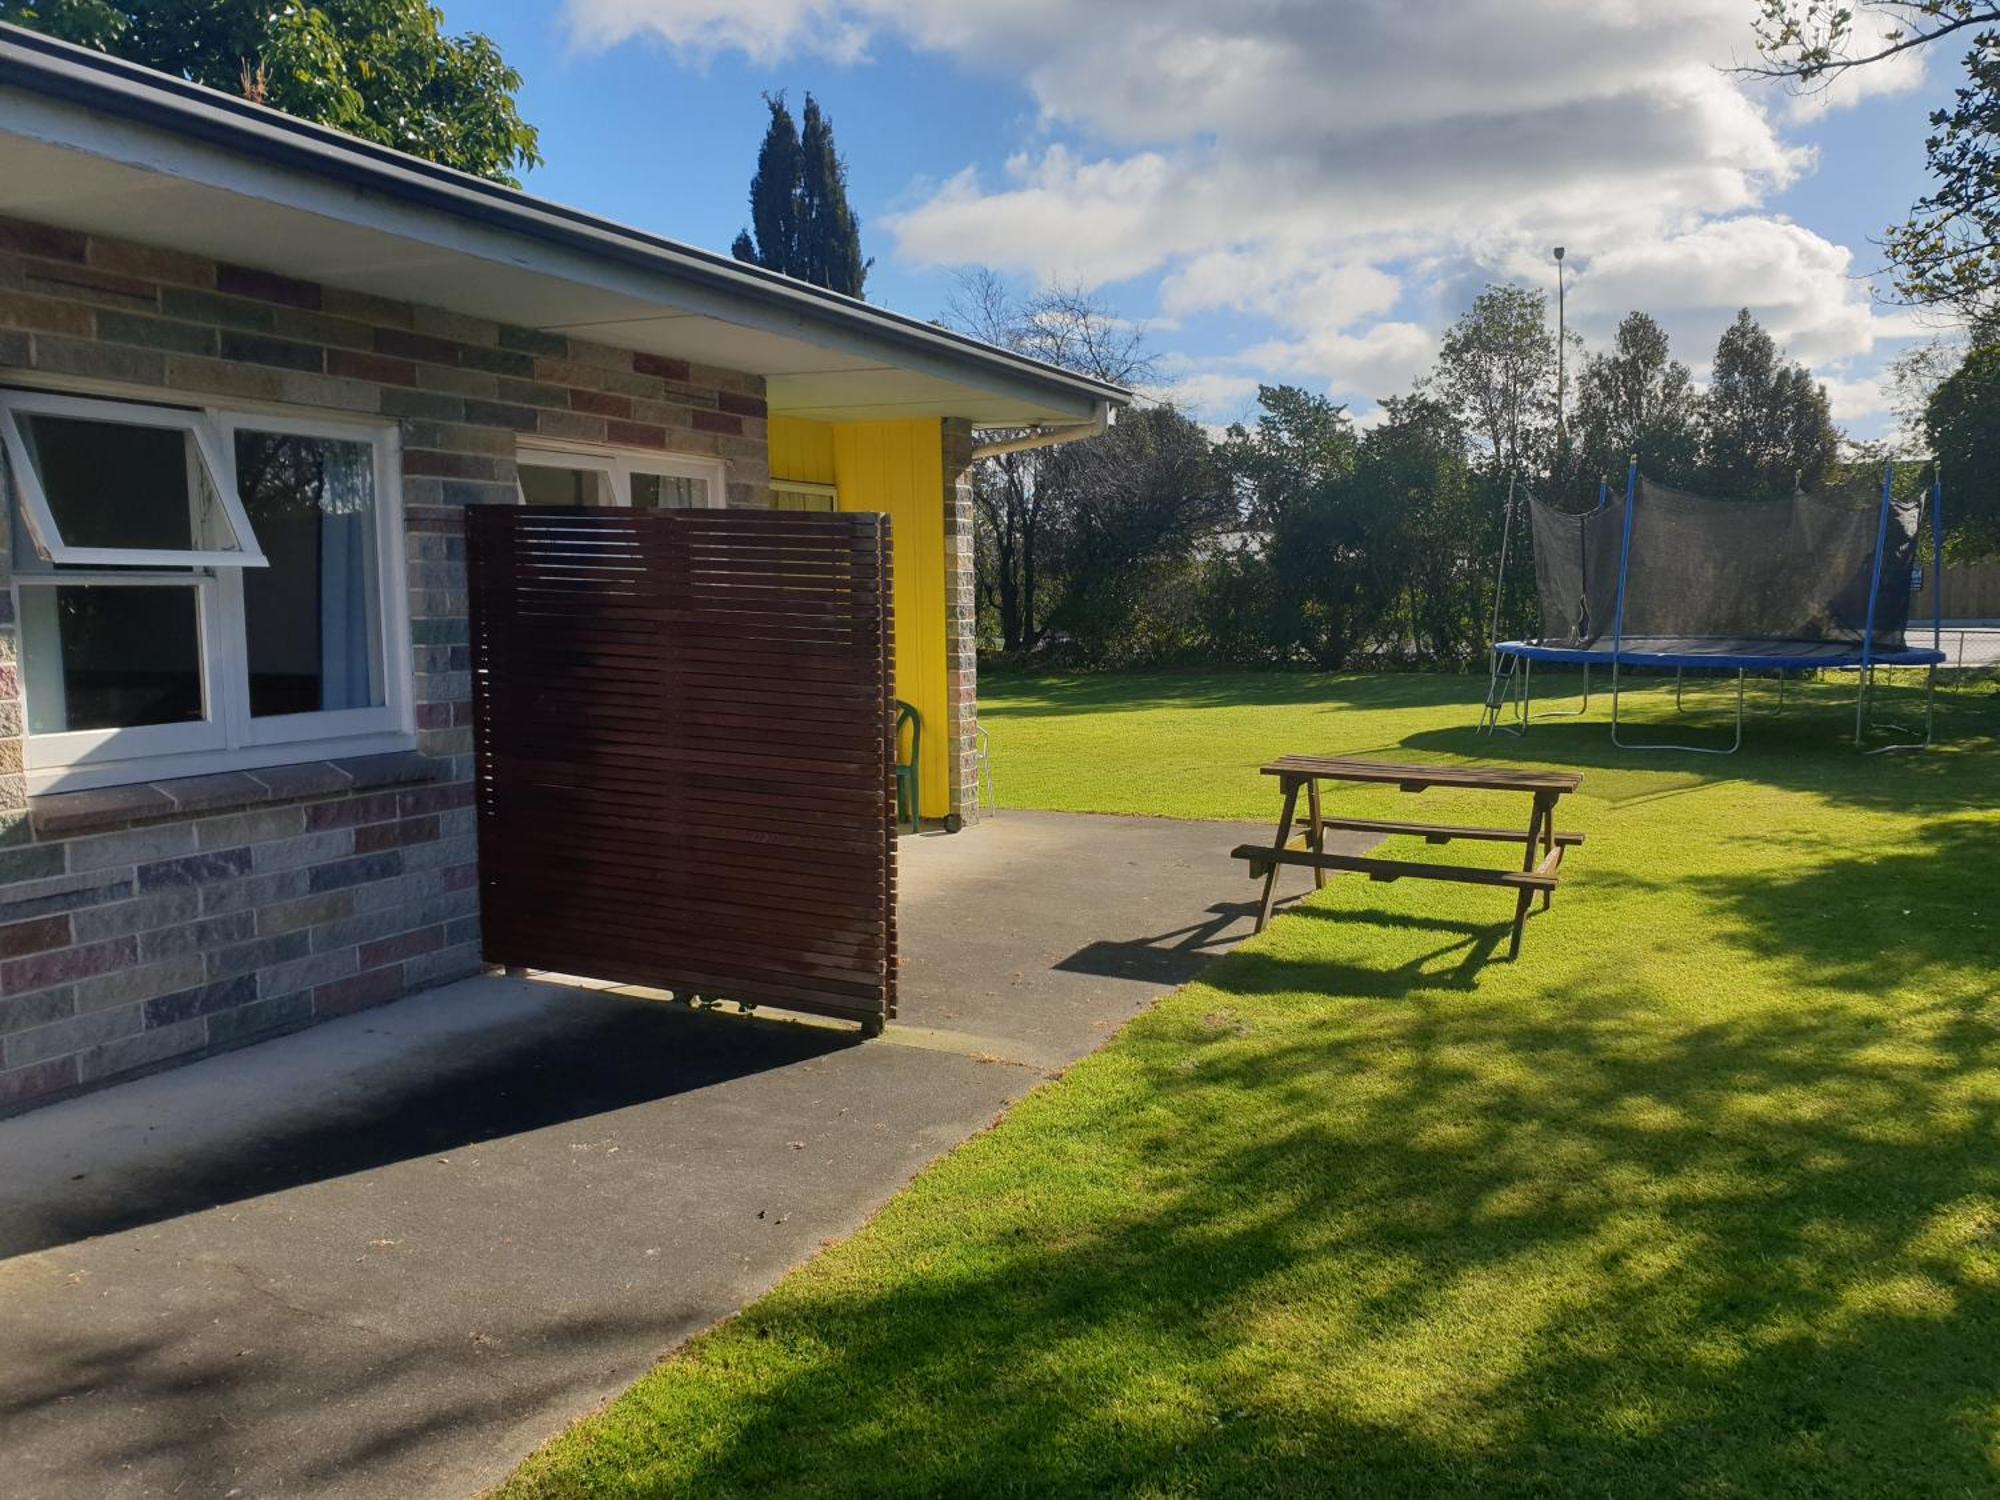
[0,25,1129,428]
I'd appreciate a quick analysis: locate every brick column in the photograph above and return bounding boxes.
[940,419,982,826]
[0,445,29,865]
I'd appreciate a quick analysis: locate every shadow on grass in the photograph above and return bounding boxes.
[980,666,1476,719]
[982,666,2000,816]
[1398,691,2000,814]
[505,949,2000,1498]
[1706,815,2000,997]
[1246,904,1510,991]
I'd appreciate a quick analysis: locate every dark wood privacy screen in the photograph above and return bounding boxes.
[466,506,898,1032]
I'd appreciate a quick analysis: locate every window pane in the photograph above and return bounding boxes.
[632,472,705,510]
[520,463,612,506]
[20,585,203,733]
[234,431,384,718]
[17,412,235,552]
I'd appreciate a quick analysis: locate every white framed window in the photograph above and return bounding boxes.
[772,480,838,514]
[0,389,266,568]
[7,389,413,792]
[516,441,727,510]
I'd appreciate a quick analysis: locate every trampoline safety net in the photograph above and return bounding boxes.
[1528,476,1925,653]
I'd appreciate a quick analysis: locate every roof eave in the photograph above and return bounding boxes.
[0,23,1131,417]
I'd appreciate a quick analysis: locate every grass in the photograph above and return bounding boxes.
[501,667,2000,1498]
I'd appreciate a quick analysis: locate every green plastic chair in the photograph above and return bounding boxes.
[894,699,921,833]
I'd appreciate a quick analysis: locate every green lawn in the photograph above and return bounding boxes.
[502,668,2000,1498]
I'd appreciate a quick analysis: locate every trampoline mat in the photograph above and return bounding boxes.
[1496,636,1946,671]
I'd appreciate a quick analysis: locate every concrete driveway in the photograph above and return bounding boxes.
[0,810,1344,1500]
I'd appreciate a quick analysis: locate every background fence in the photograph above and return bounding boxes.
[1912,560,2000,622]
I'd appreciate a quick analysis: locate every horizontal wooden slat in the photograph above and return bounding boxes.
[1261,755,1583,794]
[1281,816,1585,848]
[468,506,897,1028]
[1229,844,1561,889]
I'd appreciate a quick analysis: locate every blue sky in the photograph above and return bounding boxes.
[447,1,1947,440]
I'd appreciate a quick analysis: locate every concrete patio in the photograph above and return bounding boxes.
[0,810,1344,1500]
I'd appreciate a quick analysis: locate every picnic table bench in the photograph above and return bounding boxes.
[1231,755,1584,959]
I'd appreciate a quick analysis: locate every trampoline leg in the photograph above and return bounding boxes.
[1611,665,1746,755]
[1860,664,1938,755]
[1528,659,1592,720]
[1674,668,1685,713]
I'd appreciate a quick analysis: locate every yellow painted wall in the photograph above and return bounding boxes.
[770,415,950,818]
[768,414,836,486]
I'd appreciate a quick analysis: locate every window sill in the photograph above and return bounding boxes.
[29,751,446,841]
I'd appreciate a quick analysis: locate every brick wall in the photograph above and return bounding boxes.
[0,214,772,1113]
[940,418,982,825]
[0,761,479,1108]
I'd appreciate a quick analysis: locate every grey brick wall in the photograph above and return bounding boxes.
[0,214,774,1113]
[941,419,982,825]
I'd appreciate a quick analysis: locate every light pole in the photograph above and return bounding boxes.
[1553,246,1566,458]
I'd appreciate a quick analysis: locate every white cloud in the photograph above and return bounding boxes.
[567,0,1932,430]
[1560,217,1878,368]
[1155,369,1263,423]
[1230,322,1439,408]
[564,0,873,63]
[1820,373,1893,424]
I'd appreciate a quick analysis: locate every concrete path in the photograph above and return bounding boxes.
[0,811,1344,1500]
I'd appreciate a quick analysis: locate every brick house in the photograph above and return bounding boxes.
[0,25,1126,1113]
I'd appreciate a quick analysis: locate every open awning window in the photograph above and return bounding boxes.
[0,390,267,568]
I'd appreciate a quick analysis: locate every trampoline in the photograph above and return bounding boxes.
[1480,463,1947,753]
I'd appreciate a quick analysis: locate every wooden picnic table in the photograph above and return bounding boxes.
[1231,755,1584,959]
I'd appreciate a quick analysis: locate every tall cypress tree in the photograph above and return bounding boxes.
[731,92,870,298]
[798,95,871,298]
[731,94,801,276]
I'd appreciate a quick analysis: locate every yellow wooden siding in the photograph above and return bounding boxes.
[832,420,949,818]
[770,415,950,818]
[768,416,836,485]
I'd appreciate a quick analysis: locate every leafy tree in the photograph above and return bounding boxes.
[1353,393,1489,664]
[1212,387,1389,669]
[1432,284,1564,479]
[942,269,1150,653]
[1925,340,2000,552]
[1040,405,1234,662]
[1572,311,1701,491]
[1259,478,1382,669]
[731,92,871,297]
[1699,309,1841,498]
[1750,2,2000,322]
[1215,385,1358,531]
[2,0,540,184]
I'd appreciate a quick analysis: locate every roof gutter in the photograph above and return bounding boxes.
[971,402,1115,461]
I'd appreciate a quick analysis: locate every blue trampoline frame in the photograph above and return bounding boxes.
[1479,461,1947,754]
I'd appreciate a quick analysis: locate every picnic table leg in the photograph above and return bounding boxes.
[1305,779,1327,891]
[1256,777,1301,933]
[1509,887,1535,960]
[1510,794,1548,960]
[1538,794,1556,911]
